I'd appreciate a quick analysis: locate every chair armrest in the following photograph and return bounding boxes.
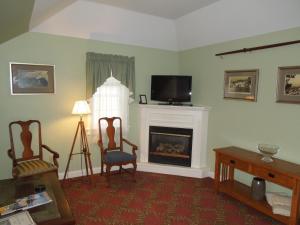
[7,149,17,166]
[122,138,137,149]
[122,138,138,157]
[41,144,59,168]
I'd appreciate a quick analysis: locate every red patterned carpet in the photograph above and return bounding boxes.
[62,172,282,225]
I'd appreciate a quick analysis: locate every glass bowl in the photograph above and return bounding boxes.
[257,144,279,163]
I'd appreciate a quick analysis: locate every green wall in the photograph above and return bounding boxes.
[179,27,300,189]
[0,32,179,179]
[1,27,300,186]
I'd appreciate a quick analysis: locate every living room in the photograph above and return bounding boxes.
[1,0,300,224]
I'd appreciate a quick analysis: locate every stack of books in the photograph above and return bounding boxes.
[0,211,36,225]
[0,191,52,225]
[266,192,292,216]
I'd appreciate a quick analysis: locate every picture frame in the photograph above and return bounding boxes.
[10,62,55,95]
[224,69,259,101]
[139,94,147,104]
[276,66,300,104]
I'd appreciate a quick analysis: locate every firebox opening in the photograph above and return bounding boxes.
[148,126,193,167]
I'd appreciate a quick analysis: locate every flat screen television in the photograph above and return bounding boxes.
[151,75,192,104]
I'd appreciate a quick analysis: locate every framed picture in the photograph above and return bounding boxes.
[139,94,147,104]
[10,62,55,95]
[276,66,300,103]
[224,69,259,101]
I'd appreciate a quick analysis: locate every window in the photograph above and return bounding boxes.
[89,76,131,134]
[86,52,135,137]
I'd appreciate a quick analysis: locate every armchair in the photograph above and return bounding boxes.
[8,120,59,178]
[98,117,137,186]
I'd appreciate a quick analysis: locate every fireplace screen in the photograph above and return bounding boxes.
[149,126,193,167]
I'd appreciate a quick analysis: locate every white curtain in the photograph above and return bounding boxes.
[88,76,132,139]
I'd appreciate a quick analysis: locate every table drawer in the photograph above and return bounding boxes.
[220,155,249,172]
[252,167,294,188]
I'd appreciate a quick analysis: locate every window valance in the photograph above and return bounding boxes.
[86,52,135,99]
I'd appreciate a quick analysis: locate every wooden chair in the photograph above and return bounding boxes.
[7,120,59,178]
[98,117,137,186]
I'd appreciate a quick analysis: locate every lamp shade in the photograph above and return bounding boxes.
[72,100,91,115]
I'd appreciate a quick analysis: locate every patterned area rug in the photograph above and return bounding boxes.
[62,172,282,225]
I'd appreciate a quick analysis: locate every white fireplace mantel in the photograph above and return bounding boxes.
[138,104,211,178]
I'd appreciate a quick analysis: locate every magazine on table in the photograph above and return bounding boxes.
[0,191,52,216]
[0,211,36,225]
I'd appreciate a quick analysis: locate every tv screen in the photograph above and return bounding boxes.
[151,75,192,103]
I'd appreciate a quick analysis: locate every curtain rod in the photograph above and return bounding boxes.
[215,40,300,56]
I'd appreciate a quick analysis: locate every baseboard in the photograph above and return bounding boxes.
[58,167,100,180]
[207,170,215,178]
[59,164,214,180]
[58,165,132,180]
[137,162,212,179]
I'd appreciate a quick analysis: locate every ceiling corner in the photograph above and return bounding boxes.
[29,0,77,30]
[0,0,35,44]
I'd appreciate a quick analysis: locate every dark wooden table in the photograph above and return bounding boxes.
[0,172,75,225]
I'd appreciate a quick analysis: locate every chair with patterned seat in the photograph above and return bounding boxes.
[98,117,138,186]
[8,120,59,178]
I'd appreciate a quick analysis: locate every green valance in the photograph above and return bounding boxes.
[86,52,135,99]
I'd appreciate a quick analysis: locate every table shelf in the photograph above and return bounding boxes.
[219,180,288,224]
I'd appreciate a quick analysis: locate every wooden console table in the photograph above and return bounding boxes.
[214,146,300,225]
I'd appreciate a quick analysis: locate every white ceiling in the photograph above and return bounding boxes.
[31,0,220,23]
[30,0,300,51]
[30,0,220,28]
[87,0,220,19]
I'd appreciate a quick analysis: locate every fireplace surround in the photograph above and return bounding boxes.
[138,104,210,178]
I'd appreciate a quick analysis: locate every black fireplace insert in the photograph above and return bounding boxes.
[148,126,193,167]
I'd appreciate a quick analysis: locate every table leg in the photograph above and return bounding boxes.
[289,181,300,225]
[229,165,234,181]
[214,153,221,191]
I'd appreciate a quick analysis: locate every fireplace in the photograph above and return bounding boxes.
[148,126,193,167]
[139,104,210,178]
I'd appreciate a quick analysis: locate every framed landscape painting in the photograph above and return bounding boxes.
[10,63,55,95]
[224,69,259,101]
[276,66,300,103]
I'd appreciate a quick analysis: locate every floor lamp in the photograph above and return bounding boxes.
[63,100,94,181]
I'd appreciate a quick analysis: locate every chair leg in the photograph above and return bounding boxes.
[132,161,137,182]
[101,160,104,175]
[106,165,111,187]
